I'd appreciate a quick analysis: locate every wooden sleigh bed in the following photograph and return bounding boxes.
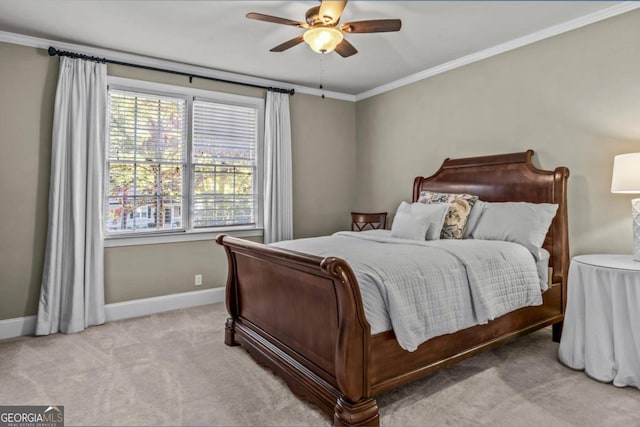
[217,150,569,426]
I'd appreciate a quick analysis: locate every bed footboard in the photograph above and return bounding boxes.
[217,235,379,426]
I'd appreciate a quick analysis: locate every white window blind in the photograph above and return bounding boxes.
[106,89,186,233]
[192,99,258,228]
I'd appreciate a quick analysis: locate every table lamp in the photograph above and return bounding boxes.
[611,152,640,261]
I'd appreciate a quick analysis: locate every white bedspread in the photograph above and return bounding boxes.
[273,230,543,352]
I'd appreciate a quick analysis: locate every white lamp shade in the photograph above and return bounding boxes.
[611,153,640,194]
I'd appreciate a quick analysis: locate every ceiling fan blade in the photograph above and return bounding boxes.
[335,39,357,58]
[318,0,348,24]
[341,19,402,33]
[270,35,305,52]
[246,12,305,28]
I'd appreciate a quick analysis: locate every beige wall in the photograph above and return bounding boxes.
[290,93,356,238]
[0,44,56,321]
[355,10,640,257]
[104,240,242,304]
[0,43,356,317]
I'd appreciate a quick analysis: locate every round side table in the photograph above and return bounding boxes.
[558,254,640,389]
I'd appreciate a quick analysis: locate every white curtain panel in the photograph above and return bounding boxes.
[263,91,293,244]
[36,57,107,334]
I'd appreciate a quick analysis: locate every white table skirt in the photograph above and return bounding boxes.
[558,254,640,389]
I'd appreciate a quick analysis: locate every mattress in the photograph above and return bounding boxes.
[274,230,547,351]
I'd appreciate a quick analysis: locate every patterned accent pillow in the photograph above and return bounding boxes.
[418,191,479,239]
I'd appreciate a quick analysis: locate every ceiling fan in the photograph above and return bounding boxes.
[246,1,401,58]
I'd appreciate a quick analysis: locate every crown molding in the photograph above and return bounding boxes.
[0,30,356,102]
[355,1,640,101]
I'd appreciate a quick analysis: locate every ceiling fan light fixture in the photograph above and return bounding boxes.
[303,27,343,53]
[247,1,401,58]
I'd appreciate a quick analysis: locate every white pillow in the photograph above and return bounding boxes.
[463,200,487,239]
[391,202,450,241]
[472,202,558,260]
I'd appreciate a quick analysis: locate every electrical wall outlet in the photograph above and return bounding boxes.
[195,274,203,286]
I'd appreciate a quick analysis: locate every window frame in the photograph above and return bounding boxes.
[104,76,265,247]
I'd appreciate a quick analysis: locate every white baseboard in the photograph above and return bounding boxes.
[104,287,225,322]
[0,287,225,341]
[0,315,37,341]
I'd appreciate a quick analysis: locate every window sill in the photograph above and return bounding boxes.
[104,228,263,248]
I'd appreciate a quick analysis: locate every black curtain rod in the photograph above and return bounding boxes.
[47,47,295,95]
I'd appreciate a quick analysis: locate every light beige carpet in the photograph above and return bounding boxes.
[1,303,638,426]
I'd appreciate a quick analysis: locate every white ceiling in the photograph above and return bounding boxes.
[0,1,630,96]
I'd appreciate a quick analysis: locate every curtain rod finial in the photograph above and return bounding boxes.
[48,46,58,56]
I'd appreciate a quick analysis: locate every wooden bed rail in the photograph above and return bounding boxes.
[217,234,379,425]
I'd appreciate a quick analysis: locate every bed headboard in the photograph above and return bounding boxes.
[412,150,569,285]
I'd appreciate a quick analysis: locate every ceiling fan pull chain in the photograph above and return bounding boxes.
[320,54,325,99]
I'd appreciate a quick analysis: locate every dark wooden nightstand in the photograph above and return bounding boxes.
[351,212,387,231]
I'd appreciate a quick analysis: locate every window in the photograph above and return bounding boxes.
[106,90,186,233]
[192,100,258,228]
[105,78,263,242]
